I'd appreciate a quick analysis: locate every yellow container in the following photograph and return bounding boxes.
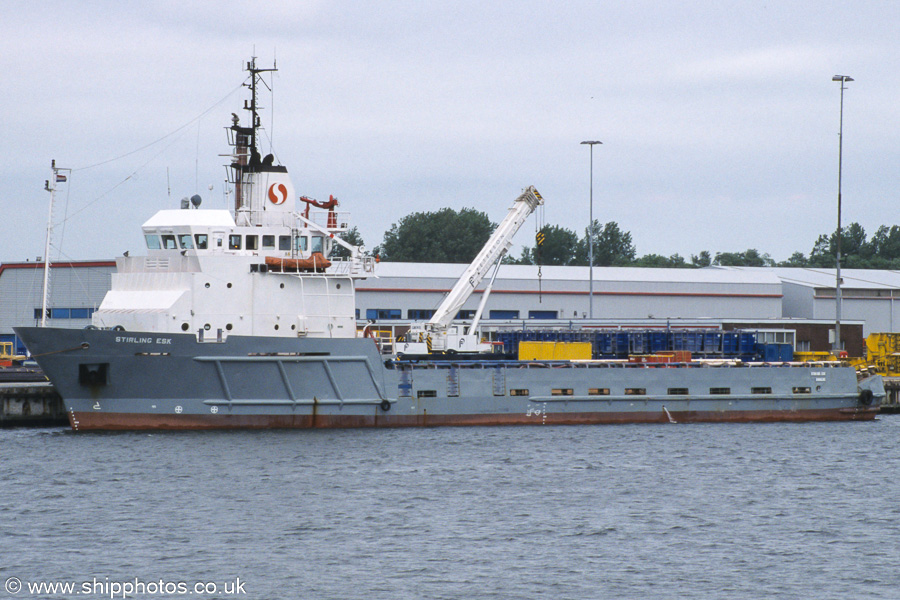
[794,351,837,362]
[518,341,592,361]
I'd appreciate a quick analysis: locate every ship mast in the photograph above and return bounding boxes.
[41,160,69,327]
[227,57,277,215]
[244,56,276,156]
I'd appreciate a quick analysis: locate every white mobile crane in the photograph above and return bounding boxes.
[399,186,544,355]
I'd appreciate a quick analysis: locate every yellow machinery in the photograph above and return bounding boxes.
[863,333,900,376]
[0,341,26,366]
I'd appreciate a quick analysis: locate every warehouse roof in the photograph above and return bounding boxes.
[372,262,783,285]
[718,266,900,290]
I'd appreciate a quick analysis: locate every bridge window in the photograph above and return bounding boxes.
[456,310,477,319]
[161,235,177,250]
[311,236,324,253]
[194,234,208,249]
[228,235,242,250]
[278,236,291,251]
[262,235,275,248]
[178,234,194,249]
[145,234,161,249]
[246,235,258,250]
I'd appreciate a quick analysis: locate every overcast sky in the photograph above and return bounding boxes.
[3,1,898,265]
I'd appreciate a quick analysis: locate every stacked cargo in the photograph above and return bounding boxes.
[496,329,792,362]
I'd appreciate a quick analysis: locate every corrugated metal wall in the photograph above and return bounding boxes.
[0,263,114,334]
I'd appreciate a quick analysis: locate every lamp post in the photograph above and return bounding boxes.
[832,75,852,353]
[581,140,602,319]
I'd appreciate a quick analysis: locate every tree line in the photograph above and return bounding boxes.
[336,207,900,269]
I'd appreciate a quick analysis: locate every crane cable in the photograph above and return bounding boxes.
[535,203,545,303]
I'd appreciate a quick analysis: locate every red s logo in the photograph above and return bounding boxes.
[268,183,288,205]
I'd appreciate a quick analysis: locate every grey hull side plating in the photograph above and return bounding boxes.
[15,327,883,431]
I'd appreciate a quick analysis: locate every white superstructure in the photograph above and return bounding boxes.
[90,58,374,340]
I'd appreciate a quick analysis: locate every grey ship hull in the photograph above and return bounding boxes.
[15,327,883,431]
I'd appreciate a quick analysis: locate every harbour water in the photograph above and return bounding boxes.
[3,418,899,599]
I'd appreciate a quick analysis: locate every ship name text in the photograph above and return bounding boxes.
[115,336,173,345]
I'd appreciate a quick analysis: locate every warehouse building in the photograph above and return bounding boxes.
[358,263,784,321]
[0,259,887,357]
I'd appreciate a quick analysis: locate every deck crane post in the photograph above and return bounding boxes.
[402,186,544,354]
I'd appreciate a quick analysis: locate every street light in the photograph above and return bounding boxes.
[832,75,853,352]
[581,140,602,319]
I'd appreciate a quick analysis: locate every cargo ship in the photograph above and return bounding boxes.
[16,59,884,431]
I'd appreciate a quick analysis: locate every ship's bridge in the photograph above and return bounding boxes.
[140,209,334,258]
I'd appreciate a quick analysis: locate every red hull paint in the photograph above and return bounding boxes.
[68,407,879,431]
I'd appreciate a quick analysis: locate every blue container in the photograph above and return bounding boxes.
[596,333,612,356]
[703,332,723,354]
[754,343,780,362]
[668,332,678,351]
[779,344,794,362]
[614,332,629,356]
[722,333,738,354]
[649,332,667,353]
[669,332,693,351]
[739,332,757,354]
[687,332,703,352]
[630,331,649,354]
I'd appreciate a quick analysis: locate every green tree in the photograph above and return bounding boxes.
[633,253,689,268]
[536,225,580,265]
[329,226,364,259]
[691,251,712,267]
[574,221,636,266]
[375,207,495,263]
[505,247,534,265]
[713,249,774,267]
[778,251,809,267]
[809,222,870,267]
[869,225,900,261]
[512,225,580,266]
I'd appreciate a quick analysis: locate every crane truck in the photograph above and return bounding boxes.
[398,186,544,356]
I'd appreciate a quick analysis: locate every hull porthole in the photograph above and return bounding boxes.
[380,399,391,412]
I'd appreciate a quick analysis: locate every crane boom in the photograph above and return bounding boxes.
[427,186,543,332]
